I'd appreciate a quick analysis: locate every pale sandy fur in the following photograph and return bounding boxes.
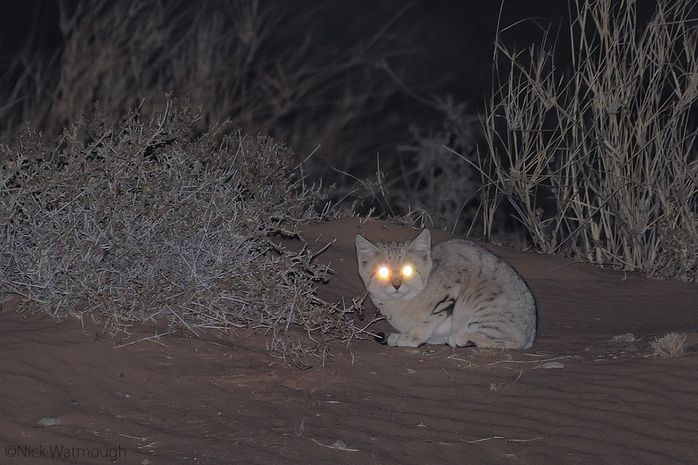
[356,230,537,349]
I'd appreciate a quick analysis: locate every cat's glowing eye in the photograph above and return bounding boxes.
[401,264,414,278]
[376,266,390,280]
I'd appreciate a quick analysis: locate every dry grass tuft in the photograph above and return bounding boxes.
[649,332,688,358]
[0,101,363,364]
[481,0,698,280]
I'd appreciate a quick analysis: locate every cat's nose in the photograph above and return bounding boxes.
[391,278,402,290]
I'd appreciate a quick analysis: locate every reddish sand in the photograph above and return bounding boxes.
[1,217,697,465]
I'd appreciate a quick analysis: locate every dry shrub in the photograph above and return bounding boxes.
[0,102,360,364]
[481,0,698,280]
[650,332,688,358]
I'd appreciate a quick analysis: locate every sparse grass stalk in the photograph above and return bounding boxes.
[482,0,698,280]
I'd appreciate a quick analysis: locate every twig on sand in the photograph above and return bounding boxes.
[490,369,524,392]
[311,438,358,452]
[487,355,568,367]
[118,433,148,441]
[346,308,384,343]
[441,368,454,383]
[462,435,543,444]
[112,332,171,349]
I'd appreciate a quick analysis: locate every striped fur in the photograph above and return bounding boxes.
[355,229,537,349]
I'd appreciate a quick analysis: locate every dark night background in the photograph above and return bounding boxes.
[0,1,575,112]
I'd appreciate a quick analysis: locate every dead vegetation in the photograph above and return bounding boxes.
[649,332,688,358]
[0,0,403,180]
[0,103,363,364]
[479,0,698,280]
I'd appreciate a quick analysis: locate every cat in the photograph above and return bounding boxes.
[355,229,536,349]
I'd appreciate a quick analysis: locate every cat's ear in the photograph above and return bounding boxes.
[355,235,379,262]
[409,229,431,255]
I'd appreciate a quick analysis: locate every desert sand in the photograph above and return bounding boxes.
[1,217,697,465]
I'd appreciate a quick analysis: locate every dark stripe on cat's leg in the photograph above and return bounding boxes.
[436,301,454,316]
[432,296,455,316]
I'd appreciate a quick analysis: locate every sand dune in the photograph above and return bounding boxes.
[1,218,697,464]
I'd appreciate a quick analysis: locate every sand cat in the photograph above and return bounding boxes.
[355,229,536,349]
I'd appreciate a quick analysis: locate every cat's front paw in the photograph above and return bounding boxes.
[376,332,423,347]
[393,333,422,347]
[448,332,476,348]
